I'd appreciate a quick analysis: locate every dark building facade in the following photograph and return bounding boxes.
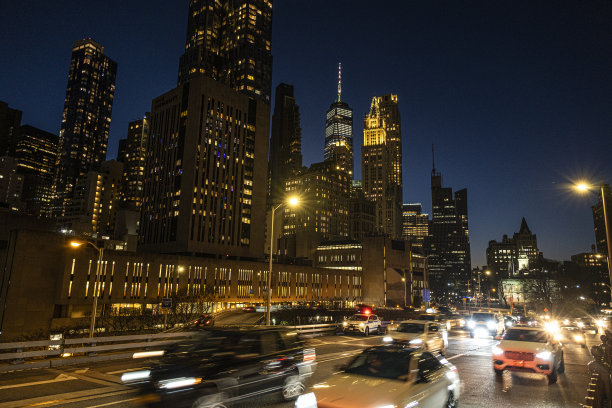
[0,101,22,157]
[118,115,149,208]
[54,39,117,215]
[14,125,59,216]
[268,83,302,203]
[361,94,403,238]
[427,169,471,300]
[593,184,612,255]
[139,75,269,259]
[177,0,273,103]
[402,203,429,251]
[486,218,541,277]
[324,63,353,176]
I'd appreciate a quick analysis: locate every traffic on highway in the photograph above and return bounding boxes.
[0,306,599,408]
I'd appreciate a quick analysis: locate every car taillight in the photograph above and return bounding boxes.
[303,348,316,362]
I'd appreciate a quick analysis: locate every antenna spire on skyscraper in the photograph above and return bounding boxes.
[432,144,436,174]
[337,62,342,102]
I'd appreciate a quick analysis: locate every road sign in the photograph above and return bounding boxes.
[161,298,172,308]
[249,289,254,295]
[422,289,430,303]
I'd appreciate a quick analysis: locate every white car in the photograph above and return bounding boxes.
[492,326,565,384]
[343,314,381,336]
[387,320,447,355]
[466,312,505,338]
[295,344,460,408]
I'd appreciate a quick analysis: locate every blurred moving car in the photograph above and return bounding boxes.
[558,325,586,348]
[575,317,597,333]
[343,313,382,336]
[386,320,447,355]
[125,327,316,407]
[242,306,256,312]
[193,314,214,327]
[295,344,460,408]
[492,326,564,384]
[467,312,505,338]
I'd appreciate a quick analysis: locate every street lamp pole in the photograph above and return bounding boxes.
[70,240,103,338]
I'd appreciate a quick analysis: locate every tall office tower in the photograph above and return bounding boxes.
[427,168,471,300]
[62,160,124,236]
[0,157,24,211]
[14,125,59,216]
[0,101,22,156]
[281,160,351,260]
[402,203,429,250]
[361,94,403,238]
[118,114,149,208]
[55,39,117,215]
[593,184,612,254]
[269,83,302,203]
[177,0,273,103]
[139,75,269,258]
[324,63,353,176]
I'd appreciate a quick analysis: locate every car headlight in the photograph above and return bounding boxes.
[383,336,393,342]
[487,321,496,330]
[295,392,317,408]
[343,321,348,326]
[359,323,365,327]
[158,377,202,389]
[492,346,504,356]
[535,351,552,360]
[574,334,584,342]
[597,320,605,327]
[409,338,423,345]
[467,320,475,328]
[459,319,466,326]
[505,321,513,327]
[121,370,151,382]
[577,322,585,328]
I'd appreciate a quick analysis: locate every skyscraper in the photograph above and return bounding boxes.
[324,63,353,176]
[14,125,59,216]
[269,83,302,203]
[177,0,273,103]
[118,114,149,208]
[361,94,403,238]
[427,167,471,300]
[402,203,429,250]
[54,39,117,215]
[0,101,22,157]
[593,184,612,254]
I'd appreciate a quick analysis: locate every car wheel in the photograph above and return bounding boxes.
[192,393,227,408]
[558,354,565,374]
[364,327,369,336]
[547,366,558,385]
[446,391,457,408]
[494,368,504,376]
[282,375,305,401]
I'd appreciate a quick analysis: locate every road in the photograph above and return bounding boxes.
[0,329,595,408]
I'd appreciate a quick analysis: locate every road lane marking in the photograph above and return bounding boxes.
[83,397,139,408]
[106,367,149,375]
[0,374,76,390]
[0,386,130,408]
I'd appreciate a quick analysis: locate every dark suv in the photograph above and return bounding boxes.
[127,328,316,407]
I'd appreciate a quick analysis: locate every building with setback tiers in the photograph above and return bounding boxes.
[54,39,116,216]
[324,63,353,176]
[177,0,273,104]
[427,168,471,300]
[486,218,541,277]
[361,94,403,238]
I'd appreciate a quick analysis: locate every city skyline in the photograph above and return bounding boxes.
[1,1,611,266]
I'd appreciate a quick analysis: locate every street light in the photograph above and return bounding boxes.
[574,181,612,305]
[70,239,104,338]
[267,196,300,325]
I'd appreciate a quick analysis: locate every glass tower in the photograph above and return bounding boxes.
[324,63,353,176]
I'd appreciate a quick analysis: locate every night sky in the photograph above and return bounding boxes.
[2,1,612,266]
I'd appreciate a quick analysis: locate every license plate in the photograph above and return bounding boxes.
[516,360,524,367]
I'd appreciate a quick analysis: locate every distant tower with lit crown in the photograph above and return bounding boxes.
[324,63,354,177]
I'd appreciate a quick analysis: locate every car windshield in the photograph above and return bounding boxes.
[345,349,414,380]
[397,323,425,333]
[349,315,369,321]
[503,329,547,343]
[472,313,494,320]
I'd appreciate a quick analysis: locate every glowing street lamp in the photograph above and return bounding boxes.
[267,196,300,325]
[70,239,103,338]
[574,181,612,304]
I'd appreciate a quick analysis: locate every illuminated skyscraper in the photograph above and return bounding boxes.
[402,203,429,250]
[324,63,353,176]
[55,39,117,215]
[361,94,403,238]
[269,83,302,203]
[177,0,273,103]
[117,114,149,208]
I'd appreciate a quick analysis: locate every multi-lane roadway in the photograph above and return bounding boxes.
[0,329,594,408]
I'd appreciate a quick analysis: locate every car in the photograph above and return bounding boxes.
[295,344,460,408]
[575,317,597,333]
[559,325,587,348]
[124,327,316,407]
[242,306,256,312]
[466,312,505,338]
[503,315,516,329]
[343,313,382,336]
[417,313,453,331]
[492,326,565,384]
[192,314,214,327]
[386,320,447,355]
